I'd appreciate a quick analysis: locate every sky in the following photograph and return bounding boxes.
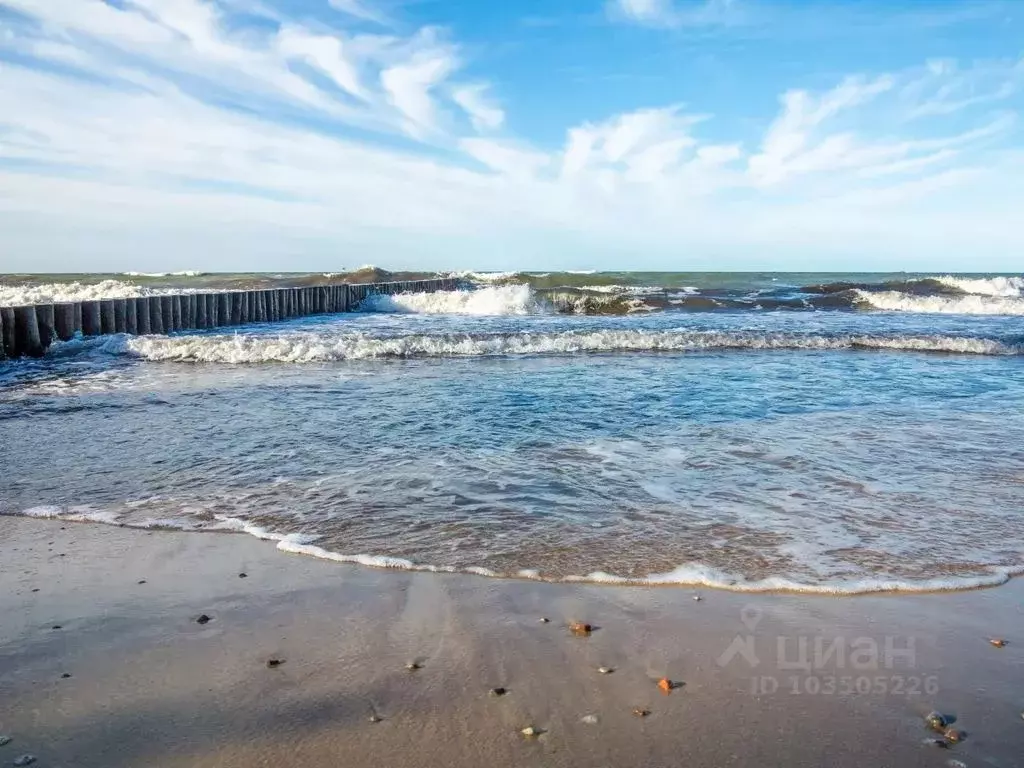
[0,0,1022,273]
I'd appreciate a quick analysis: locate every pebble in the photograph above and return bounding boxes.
[925,738,950,749]
[693,595,702,601]
[196,614,212,625]
[947,761,968,768]
[13,756,36,767]
[538,617,550,623]
[944,728,966,743]
[0,735,11,746]
[266,658,284,668]
[405,662,422,671]
[138,580,146,585]
[925,711,948,731]
[30,589,39,593]
[580,714,599,725]
[488,687,507,697]
[988,638,1008,648]
[238,573,248,579]
[61,673,72,679]
[520,726,540,737]
[369,714,382,724]
[657,678,675,693]
[597,666,614,675]
[51,625,62,630]
[569,621,592,637]
[632,708,650,718]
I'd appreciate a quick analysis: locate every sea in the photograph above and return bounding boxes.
[2,269,1023,594]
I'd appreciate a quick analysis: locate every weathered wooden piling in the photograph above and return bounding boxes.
[149,297,164,335]
[0,307,15,358]
[100,300,117,335]
[159,296,173,333]
[13,306,45,357]
[82,301,102,337]
[218,293,231,326]
[135,298,151,335]
[172,296,183,331]
[54,303,77,341]
[0,309,5,360]
[125,299,137,335]
[36,304,56,348]
[113,299,127,334]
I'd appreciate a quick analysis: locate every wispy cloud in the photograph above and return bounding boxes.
[0,0,1022,270]
[608,0,739,28]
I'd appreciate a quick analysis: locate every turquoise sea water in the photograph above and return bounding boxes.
[1,271,1023,593]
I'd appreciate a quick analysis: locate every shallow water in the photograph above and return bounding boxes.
[2,273,1024,593]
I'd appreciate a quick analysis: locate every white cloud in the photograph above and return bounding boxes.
[452,84,505,131]
[0,0,1022,270]
[609,0,738,28]
[329,0,387,25]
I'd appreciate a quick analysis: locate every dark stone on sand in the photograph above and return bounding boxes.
[489,687,507,697]
[51,625,62,630]
[239,573,247,578]
[266,658,284,668]
[632,708,650,718]
[944,728,966,743]
[13,756,36,767]
[61,673,71,679]
[924,737,949,748]
[925,711,948,731]
[196,614,212,625]
[569,621,592,636]
[31,589,39,593]
[138,580,147,584]
[0,735,11,746]
[369,714,382,723]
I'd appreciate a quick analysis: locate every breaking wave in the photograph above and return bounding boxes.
[360,284,543,315]
[104,329,1023,364]
[0,279,202,307]
[855,290,1024,315]
[933,275,1024,297]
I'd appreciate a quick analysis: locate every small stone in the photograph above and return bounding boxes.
[239,573,248,578]
[944,728,966,743]
[538,617,550,623]
[61,673,72,679]
[924,738,949,749]
[925,711,948,731]
[0,735,11,746]
[196,614,212,625]
[405,661,422,671]
[138,580,146,584]
[632,708,650,718]
[369,714,382,724]
[520,726,540,737]
[597,666,613,675]
[266,658,284,668]
[13,756,36,766]
[489,687,507,697]
[580,714,599,725]
[693,595,702,601]
[51,625,62,630]
[569,621,592,637]
[989,638,1008,648]
[657,678,674,693]
[31,589,39,593]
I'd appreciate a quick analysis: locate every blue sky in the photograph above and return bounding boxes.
[1,0,1022,273]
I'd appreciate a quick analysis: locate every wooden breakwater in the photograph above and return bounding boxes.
[0,278,460,359]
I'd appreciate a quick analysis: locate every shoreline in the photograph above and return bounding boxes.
[6,512,1023,597]
[2,517,1022,767]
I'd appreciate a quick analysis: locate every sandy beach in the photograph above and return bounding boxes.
[0,518,1020,767]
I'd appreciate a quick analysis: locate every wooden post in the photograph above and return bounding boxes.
[219,293,231,326]
[100,300,116,335]
[0,307,15,357]
[136,298,151,335]
[82,301,102,336]
[36,304,56,348]
[125,298,137,335]
[149,296,164,335]
[14,306,45,357]
[172,296,183,331]
[112,299,127,333]
[54,303,77,340]
[160,296,174,333]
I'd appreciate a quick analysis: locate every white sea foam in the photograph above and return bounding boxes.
[106,329,1022,364]
[122,271,204,278]
[856,290,1024,315]
[6,506,1021,595]
[0,279,207,306]
[360,284,543,315]
[932,275,1024,297]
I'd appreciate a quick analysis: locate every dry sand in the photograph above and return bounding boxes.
[1,517,1022,768]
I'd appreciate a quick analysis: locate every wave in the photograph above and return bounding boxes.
[122,271,205,278]
[0,279,210,307]
[7,507,1021,594]
[360,284,544,315]
[856,290,1024,315]
[932,275,1024,297]
[102,329,1023,363]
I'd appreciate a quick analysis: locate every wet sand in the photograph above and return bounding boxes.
[0,518,1021,768]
